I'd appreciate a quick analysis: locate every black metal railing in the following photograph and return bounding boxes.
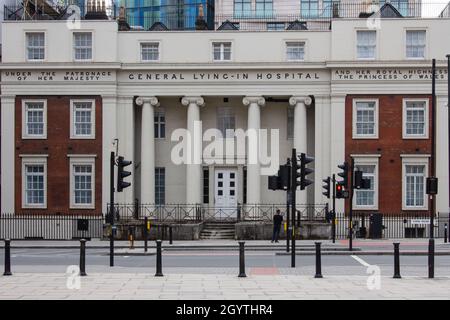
[440,2,450,17]
[3,4,117,21]
[0,213,104,240]
[334,212,449,239]
[108,203,328,223]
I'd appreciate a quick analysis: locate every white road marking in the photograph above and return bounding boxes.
[351,255,371,267]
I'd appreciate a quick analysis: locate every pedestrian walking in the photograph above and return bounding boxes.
[272,209,283,243]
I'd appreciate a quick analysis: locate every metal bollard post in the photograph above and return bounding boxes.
[79,239,87,276]
[169,226,173,245]
[238,241,246,278]
[144,217,148,253]
[393,242,401,279]
[445,224,448,244]
[428,238,435,279]
[155,240,163,277]
[3,239,12,276]
[314,242,323,278]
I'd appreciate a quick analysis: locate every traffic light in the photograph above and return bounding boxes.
[335,183,345,199]
[354,170,371,190]
[117,156,132,192]
[337,162,349,188]
[322,177,330,199]
[299,153,314,190]
[268,165,290,191]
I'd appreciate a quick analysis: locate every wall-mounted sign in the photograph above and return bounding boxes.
[120,70,329,83]
[333,68,448,81]
[2,70,116,82]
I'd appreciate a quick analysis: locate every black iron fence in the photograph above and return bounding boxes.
[334,212,450,239]
[108,203,328,223]
[1,210,448,240]
[0,214,104,240]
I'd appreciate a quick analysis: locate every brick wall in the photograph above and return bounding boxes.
[345,94,432,214]
[15,96,102,214]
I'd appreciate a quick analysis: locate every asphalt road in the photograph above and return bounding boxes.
[1,248,449,277]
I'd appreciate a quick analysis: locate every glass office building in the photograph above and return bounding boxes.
[120,0,215,30]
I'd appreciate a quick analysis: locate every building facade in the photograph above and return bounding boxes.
[1,4,450,223]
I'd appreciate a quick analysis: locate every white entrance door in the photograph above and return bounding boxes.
[214,169,238,218]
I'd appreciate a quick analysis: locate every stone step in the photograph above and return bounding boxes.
[200,235,235,240]
[203,224,235,229]
[200,232,235,237]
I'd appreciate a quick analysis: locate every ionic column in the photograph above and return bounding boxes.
[289,96,312,207]
[181,96,205,204]
[243,96,265,205]
[136,96,159,204]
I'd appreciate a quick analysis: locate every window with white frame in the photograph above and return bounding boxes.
[155,167,165,205]
[22,100,46,138]
[286,42,305,61]
[404,164,426,208]
[141,42,159,61]
[406,30,426,59]
[287,106,294,139]
[154,110,165,139]
[234,0,252,17]
[256,0,273,17]
[403,100,428,138]
[354,164,377,208]
[73,32,92,61]
[212,42,232,61]
[26,32,45,61]
[70,158,95,208]
[353,100,378,138]
[217,107,235,138]
[267,22,285,31]
[71,100,95,139]
[22,157,47,208]
[356,30,376,59]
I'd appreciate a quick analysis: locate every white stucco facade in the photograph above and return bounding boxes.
[1,17,450,217]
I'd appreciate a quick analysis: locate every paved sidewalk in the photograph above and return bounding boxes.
[0,272,449,300]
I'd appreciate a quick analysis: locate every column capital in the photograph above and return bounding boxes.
[181,96,205,107]
[242,96,265,107]
[136,96,159,107]
[289,95,312,107]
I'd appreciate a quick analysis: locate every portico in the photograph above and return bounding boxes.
[133,93,317,215]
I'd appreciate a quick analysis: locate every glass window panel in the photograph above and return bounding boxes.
[25,164,45,205]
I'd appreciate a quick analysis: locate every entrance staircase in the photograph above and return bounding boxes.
[200,222,235,240]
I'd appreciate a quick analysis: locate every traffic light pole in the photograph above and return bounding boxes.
[332,174,336,244]
[447,54,450,238]
[349,158,354,251]
[291,148,297,268]
[286,159,291,253]
[286,188,290,253]
[109,151,115,267]
[430,59,436,240]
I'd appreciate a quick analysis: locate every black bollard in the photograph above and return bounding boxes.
[169,226,173,245]
[445,224,448,244]
[155,240,163,277]
[314,242,323,278]
[393,242,401,279]
[428,238,435,279]
[3,239,12,276]
[144,217,148,253]
[238,241,246,278]
[79,239,87,276]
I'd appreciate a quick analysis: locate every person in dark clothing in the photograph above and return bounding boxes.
[271,209,283,243]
